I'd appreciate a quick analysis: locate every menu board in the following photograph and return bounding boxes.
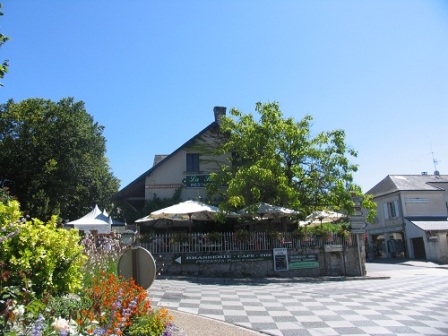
[273,248,289,271]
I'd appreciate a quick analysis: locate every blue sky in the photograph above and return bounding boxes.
[1,1,448,192]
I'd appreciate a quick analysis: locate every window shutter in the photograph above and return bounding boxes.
[394,200,400,217]
[383,203,389,219]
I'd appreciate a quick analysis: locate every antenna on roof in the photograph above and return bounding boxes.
[431,151,440,175]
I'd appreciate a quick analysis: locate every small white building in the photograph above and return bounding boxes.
[366,173,448,263]
[405,219,448,262]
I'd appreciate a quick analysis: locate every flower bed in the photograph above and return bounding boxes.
[1,197,175,335]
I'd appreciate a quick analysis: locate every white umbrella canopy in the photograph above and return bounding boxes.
[150,200,222,232]
[304,210,347,226]
[135,214,192,230]
[150,200,220,222]
[238,202,300,219]
[135,214,186,223]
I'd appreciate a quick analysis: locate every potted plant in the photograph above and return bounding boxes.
[206,231,222,242]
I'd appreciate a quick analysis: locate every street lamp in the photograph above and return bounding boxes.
[352,195,363,216]
[120,229,137,247]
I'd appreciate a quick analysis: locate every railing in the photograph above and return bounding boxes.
[140,232,357,254]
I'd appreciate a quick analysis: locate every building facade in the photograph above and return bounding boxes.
[366,173,448,263]
[114,106,229,217]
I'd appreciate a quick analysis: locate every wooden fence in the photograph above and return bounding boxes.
[140,231,357,254]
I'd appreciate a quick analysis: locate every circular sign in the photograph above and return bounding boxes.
[118,246,156,290]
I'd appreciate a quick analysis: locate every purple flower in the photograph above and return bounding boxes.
[31,314,45,336]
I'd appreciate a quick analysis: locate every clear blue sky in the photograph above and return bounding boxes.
[1,1,448,192]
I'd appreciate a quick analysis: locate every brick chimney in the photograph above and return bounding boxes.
[213,106,226,125]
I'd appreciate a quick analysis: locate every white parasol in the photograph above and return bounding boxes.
[303,210,347,226]
[149,200,221,232]
[238,202,300,219]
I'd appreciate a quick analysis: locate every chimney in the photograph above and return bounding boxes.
[213,106,226,125]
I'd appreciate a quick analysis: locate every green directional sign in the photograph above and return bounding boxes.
[174,251,272,264]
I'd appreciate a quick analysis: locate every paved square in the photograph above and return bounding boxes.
[150,269,448,335]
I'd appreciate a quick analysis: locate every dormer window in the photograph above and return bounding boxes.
[186,153,200,173]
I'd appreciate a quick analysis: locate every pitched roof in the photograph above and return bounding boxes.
[367,174,448,197]
[113,120,221,200]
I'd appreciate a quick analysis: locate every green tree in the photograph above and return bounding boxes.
[0,3,9,86]
[0,98,120,221]
[208,102,375,220]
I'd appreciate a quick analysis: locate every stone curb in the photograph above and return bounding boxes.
[155,274,390,284]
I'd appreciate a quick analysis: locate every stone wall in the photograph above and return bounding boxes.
[152,243,366,278]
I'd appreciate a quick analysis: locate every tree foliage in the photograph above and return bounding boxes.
[0,98,120,221]
[0,3,9,86]
[208,102,376,220]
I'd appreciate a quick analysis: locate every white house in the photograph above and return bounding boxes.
[366,173,448,263]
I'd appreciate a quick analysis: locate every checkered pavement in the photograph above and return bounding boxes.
[149,275,448,336]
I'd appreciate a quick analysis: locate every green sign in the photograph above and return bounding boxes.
[182,175,211,188]
[174,251,272,265]
[288,254,319,269]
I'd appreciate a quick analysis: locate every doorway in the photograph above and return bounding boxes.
[411,237,426,259]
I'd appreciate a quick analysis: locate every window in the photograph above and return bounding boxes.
[383,200,399,219]
[387,202,397,218]
[186,153,200,172]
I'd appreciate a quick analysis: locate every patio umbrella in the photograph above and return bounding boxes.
[304,210,347,226]
[238,202,300,219]
[149,200,220,232]
[135,214,189,230]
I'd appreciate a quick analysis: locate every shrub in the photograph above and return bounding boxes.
[292,226,308,240]
[309,222,336,240]
[268,230,282,241]
[1,208,86,297]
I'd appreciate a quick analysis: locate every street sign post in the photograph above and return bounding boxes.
[351,222,366,234]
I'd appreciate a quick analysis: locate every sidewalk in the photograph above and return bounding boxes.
[168,310,265,336]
